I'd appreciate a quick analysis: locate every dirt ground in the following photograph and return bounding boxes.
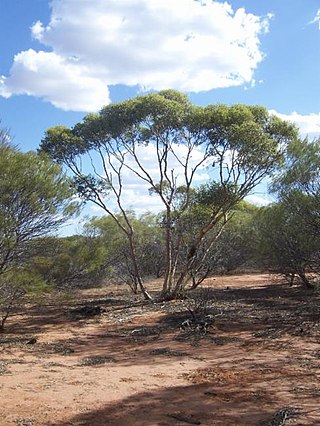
[1,274,320,426]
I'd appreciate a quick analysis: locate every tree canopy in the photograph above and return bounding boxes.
[0,133,77,275]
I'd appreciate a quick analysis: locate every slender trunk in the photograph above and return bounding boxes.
[0,291,18,332]
[127,277,138,294]
[0,316,7,332]
[171,213,227,297]
[297,268,314,289]
[127,234,153,301]
[190,267,210,290]
[161,208,174,297]
[189,225,225,290]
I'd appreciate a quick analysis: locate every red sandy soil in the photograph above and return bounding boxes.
[1,274,320,425]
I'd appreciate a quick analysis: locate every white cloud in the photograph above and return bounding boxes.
[92,142,210,214]
[0,0,271,111]
[269,110,320,139]
[0,49,110,111]
[310,9,320,29]
[244,194,272,207]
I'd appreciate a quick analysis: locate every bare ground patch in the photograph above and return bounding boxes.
[1,274,320,425]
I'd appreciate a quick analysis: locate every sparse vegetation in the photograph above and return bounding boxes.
[0,96,319,424]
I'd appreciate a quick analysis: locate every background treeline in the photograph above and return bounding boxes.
[24,176,320,293]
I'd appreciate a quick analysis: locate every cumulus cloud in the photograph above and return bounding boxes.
[269,110,320,139]
[0,49,110,111]
[0,0,271,111]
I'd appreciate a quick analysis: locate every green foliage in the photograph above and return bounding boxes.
[0,139,77,275]
[254,202,319,287]
[178,200,259,282]
[73,174,110,202]
[0,128,78,329]
[28,236,107,290]
[194,182,240,210]
[210,201,259,273]
[40,93,297,213]
[40,125,86,162]
[274,137,320,194]
[0,267,51,331]
[88,212,165,290]
[206,104,296,173]
[157,89,191,105]
[273,137,320,238]
[259,137,320,287]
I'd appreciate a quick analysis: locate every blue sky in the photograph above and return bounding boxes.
[0,0,319,227]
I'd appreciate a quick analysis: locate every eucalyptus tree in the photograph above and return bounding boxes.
[273,137,320,238]
[255,202,318,288]
[40,90,297,300]
[261,137,320,286]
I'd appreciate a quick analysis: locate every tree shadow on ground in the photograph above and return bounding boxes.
[184,281,320,337]
[52,382,279,426]
[2,278,320,368]
[2,293,138,335]
[52,377,320,426]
